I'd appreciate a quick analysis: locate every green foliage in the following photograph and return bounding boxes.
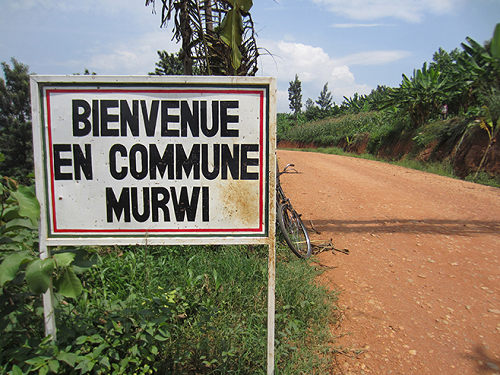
[1,244,339,374]
[0,58,33,184]
[367,110,413,154]
[0,172,90,299]
[465,170,500,188]
[340,92,372,115]
[288,74,302,122]
[146,0,258,76]
[316,82,333,111]
[279,111,382,147]
[459,25,500,95]
[379,62,454,128]
[218,0,253,71]
[149,50,184,75]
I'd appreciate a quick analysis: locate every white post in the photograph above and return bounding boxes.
[267,146,277,375]
[39,238,57,340]
[267,239,276,374]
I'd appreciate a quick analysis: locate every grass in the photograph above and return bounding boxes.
[283,146,464,179]
[1,243,340,374]
[278,112,382,146]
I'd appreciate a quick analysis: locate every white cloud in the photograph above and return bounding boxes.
[311,0,461,23]
[86,31,178,75]
[333,51,412,66]
[332,23,395,28]
[258,40,410,112]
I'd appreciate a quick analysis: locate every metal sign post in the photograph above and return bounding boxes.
[30,75,277,373]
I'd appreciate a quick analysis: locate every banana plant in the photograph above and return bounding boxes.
[474,104,499,181]
[458,23,500,94]
[379,63,456,127]
[146,0,258,75]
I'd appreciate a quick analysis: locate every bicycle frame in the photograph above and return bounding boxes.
[275,163,312,258]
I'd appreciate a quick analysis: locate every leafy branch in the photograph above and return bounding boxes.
[0,154,92,298]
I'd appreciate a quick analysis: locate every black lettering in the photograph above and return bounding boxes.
[131,187,150,222]
[73,144,93,180]
[92,100,99,136]
[130,144,148,180]
[72,100,91,136]
[221,144,239,180]
[175,144,200,180]
[201,144,220,180]
[202,186,209,222]
[141,100,159,136]
[181,100,199,137]
[109,144,128,180]
[53,144,72,180]
[120,100,139,136]
[152,187,170,222]
[240,144,259,180]
[100,100,119,136]
[106,187,130,222]
[171,186,200,222]
[220,101,239,137]
[149,144,174,180]
[200,101,219,137]
[161,100,179,136]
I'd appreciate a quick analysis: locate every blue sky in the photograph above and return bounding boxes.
[1,0,499,113]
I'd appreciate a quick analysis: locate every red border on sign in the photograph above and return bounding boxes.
[45,88,266,235]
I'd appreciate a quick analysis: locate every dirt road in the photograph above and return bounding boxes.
[276,149,500,375]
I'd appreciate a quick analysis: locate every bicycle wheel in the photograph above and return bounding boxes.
[277,203,312,259]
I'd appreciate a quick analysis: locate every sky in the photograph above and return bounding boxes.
[1,0,499,113]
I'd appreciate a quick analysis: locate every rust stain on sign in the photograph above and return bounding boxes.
[217,180,260,227]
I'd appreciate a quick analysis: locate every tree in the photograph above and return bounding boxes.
[73,69,97,75]
[149,50,184,75]
[146,0,259,76]
[288,74,302,124]
[316,82,333,111]
[0,58,33,183]
[304,98,320,121]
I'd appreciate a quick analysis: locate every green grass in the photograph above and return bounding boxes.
[1,243,340,374]
[284,146,459,178]
[278,112,382,146]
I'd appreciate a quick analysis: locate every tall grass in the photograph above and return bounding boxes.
[279,112,382,146]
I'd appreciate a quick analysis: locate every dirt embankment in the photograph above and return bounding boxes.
[277,149,500,375]
[278,126,500,179]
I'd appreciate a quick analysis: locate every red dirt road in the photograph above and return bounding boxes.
[277,149,500,375]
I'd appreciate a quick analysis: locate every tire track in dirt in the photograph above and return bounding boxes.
[277,149,500,375]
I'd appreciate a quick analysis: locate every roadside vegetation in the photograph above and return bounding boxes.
[1,234,339,374]
[280,24,500,188]
[0,149,339,374]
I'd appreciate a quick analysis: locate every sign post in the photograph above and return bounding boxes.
[31,75,277,372]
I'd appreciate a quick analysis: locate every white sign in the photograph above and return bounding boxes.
[31,76,276,246]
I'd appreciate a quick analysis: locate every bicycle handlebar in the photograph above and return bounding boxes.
[277,163,299,177]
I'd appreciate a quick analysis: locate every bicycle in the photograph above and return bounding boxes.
[276,163,312,259]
